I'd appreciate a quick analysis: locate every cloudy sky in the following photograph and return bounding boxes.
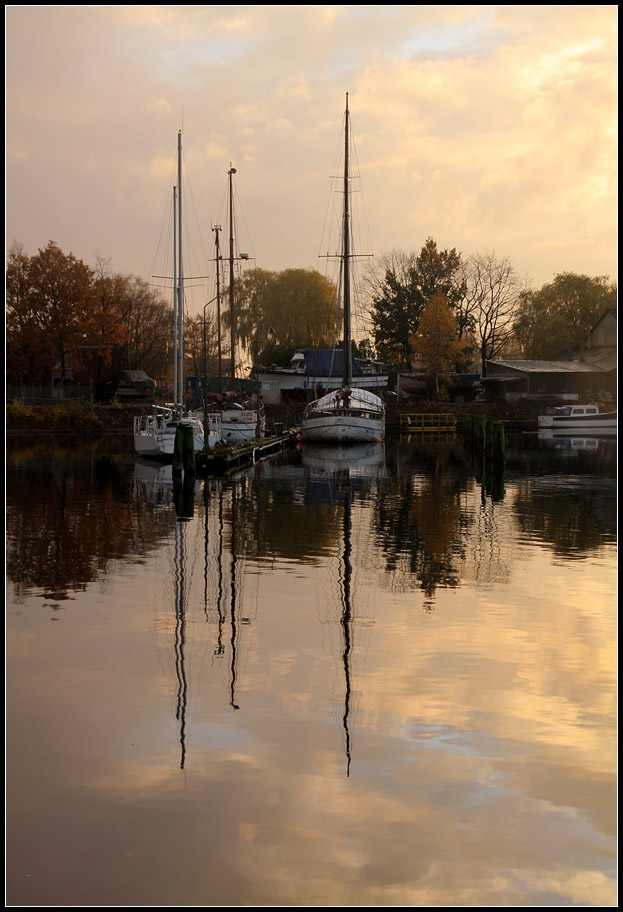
[6,5,618,320]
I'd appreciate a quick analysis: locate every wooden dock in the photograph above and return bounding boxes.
[399,413,456,435]
[195,429,299,478]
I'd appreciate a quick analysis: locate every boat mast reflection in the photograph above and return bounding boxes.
[229,480,240,711]
[173,512,189,769]
[340,477,353,777]
[303,443,383,776]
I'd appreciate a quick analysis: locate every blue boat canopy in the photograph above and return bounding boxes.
[295,348,365,378]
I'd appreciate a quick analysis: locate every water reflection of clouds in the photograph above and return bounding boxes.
[6,442,617,906]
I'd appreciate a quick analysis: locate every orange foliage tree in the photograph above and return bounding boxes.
[411,290,466,396]
[6,241,162,385]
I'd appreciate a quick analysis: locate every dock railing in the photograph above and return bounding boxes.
[400,413,456,434]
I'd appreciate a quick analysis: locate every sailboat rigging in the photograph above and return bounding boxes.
[204,165,264,443]
[301,94,385,443]
[203,165,265,443]
[134,131,221,458]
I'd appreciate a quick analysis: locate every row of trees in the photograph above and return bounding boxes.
[6,241,196,386]
[6,238,616,393]
[365,237,616,382]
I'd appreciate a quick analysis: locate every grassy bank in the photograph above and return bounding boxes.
[6,397,539,434]
[6,400,145,433]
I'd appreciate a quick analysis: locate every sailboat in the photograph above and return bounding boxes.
[134,131,220,459]
[301,94,385,444]
[204,165,265,443]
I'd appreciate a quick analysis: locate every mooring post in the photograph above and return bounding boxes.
[183,424,196,476]
[173,475,195,520]
[173,423,195,478]
[173,424,184,477]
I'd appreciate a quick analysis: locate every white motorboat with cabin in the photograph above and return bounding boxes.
[537,403,617,435]
[301,94,385,444]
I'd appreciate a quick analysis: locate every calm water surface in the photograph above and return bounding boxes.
[6,433,617,906]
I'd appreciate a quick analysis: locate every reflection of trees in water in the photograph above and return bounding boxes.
[374,440,521,602]
[374,458,469,601]
[512,480,615,557]
[453,489,513,588]
[232,465,339,564]
[6,443,173,602]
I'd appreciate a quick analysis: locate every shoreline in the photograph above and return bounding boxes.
[6,399,540,437]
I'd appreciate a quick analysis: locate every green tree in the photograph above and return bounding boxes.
[514,272,617,359]
[226,267,339,366]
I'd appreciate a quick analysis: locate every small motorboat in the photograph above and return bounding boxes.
[538,403,616,434]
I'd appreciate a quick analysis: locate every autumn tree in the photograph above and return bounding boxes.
[120,276,173,383]
[90,256,131,381]
[184,313,220,379]
[514,272,617,359]
[6,240,177,387]
[6,241,95,383]
[6,241,47,382]
[411,291,465,396]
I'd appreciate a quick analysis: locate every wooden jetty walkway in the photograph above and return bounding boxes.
[194,428,300,478]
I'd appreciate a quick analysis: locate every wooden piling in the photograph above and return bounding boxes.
[173,422,195,478]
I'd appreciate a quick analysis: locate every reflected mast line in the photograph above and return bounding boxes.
[215,484,226,656]
[174,519,188,769]
[229,482,240,711]
[340,478,354,777]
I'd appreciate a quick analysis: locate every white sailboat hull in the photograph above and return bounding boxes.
[302,412,384,443]
[134,410,218,459]
[220,409,264,443]
[301,389,385,443]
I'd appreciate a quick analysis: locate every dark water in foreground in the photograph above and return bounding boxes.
[6,433,617,906]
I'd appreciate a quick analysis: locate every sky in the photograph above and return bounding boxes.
[5,5,618,321]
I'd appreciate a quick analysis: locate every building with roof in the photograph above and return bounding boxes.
[256,348,388,405]
[483,310,617,403]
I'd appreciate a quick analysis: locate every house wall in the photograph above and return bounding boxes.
[588,310,617,348]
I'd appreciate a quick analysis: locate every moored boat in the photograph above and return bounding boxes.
[134,406,205,459]
[302,387,385,443]
[302,94,385,444]
[207,165,264,442]
[134,130,205,459]
[538,403,616,434]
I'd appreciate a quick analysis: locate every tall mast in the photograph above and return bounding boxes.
[177,130,184,414]
[228,165,236,392]
[173,185,178,412]
[343,93,351,389]
[213,225,223,395]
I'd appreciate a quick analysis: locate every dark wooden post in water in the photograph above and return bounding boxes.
[485,420,505,465]
[174,475,195,520]
[173,423,196,478]
[462,414,505,499]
